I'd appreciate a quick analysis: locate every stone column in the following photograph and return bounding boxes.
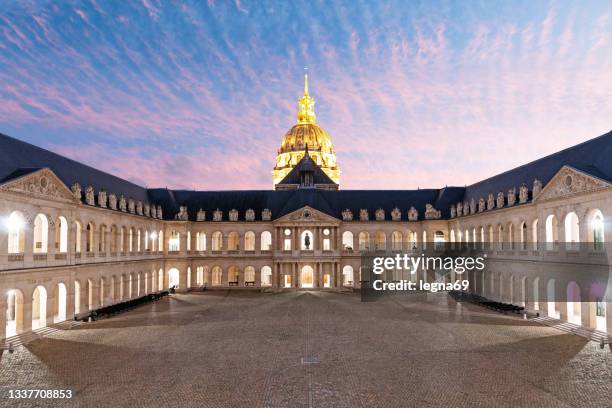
[45,294,55,326]
[22,298,33,333]
[65,281,75,319]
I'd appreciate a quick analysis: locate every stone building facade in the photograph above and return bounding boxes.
[0,79,611,340]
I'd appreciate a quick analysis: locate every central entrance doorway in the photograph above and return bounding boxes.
[301,265,314,288]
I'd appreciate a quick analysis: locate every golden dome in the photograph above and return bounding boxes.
[273,73,340,186]
[278,123,335,155]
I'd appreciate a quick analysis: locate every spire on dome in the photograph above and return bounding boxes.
[297,70,316,124]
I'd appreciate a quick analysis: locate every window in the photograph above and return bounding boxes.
[196,232,207,251]
[260,231,272,251]
[7,211,25,254]
[33,213,49,253]
[245,231,255,251]
[169,231,180,251]
[342,231,353,251]
[212,231,223,251]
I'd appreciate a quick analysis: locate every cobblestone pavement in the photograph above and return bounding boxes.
[0,290,611,407]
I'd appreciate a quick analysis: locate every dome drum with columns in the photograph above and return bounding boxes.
[273,73,340,186]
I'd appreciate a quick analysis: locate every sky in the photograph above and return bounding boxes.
[0,0,611,190]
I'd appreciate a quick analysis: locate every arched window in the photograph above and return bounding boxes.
[98,224,107,253]
[244,266,255,284]
[261,266,272,286]
[228,266,239,285]
[212,231,223,251]
[158,230,163,252]
[358,231,369,251]
[119,227,125,252]
[434,231,445,250]
[212,266,223,286]
[129,228,134,252]
[588,209,604,250]
[144,230,149,251]
[7,211,25,254]
[227,232,239,251]
[260,231,272,251]
[488,225,494,249]
[136,229,141,252]
[186,231,191,252]
[422,231,427,249]
[480,227,485,249]
[33,213,49,253]
[545,214,558,250]
[244,231,255,251]
[74,221,82,253]
[196,232,207,251]
[520,222,527,250]
[342,265,354,286]
[375,231,386,251]
[168,268,180,288]
[342,231,354,251]
[109,225,117,252]
[86,223,94,253]
[169,231,180,251]
[564,212,580,249]
[55,216,68,253]
[391,231,402,250]
[497,225,503,249]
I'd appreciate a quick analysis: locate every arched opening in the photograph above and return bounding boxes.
[158,268,164,290]
[212,231,223,251]
[520,222,527,250]
[119,226,126,252]
[407,230,417,249]
[260,231,272,251]
[547,279,559,318]
[567,281,581,325]
[244,231,255,251]
[358,231,369,251]
[480,227,485,249]
[168,231,180,251]
[301,230,314,250]
[5,289,24,337]
[588,209,605,250]
[342,265,354,287]
[532,219,539,250]
[6,210,25,254]
[168,268,180,289]
[545,214,559,250]
[56,216,68,253]
[228,266,239,285]
[87,279,95,310]
[564,212,580,250]
[300,265,314,288]
[144,272,149,294]
[86,223,94,253]
[342,231,354,252]
[488,225,494,249]
[31,285,47,329]
[261,266,272,286]
[532,277,540,311]
[98,224,107,253]
[434,231,445,250]
[507,224,514,249]
[497,225,503,249]
[212,266,223,286]
[244,266,255,285]
[109,225,117,253]
[158,230,163,252]
[375,231,386,251]
[227,232,239,251]
[33,213,49,253]
[54,282,67,323]
[391,231,402,250]
[137,229,141,252]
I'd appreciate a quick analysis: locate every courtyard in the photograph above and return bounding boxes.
[0,290,611,407]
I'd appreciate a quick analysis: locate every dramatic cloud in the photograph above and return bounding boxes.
[1,0,611,190]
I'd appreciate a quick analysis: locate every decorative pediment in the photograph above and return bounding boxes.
[537,166,611,202]
[0,168,77,203]
[276,206,339,223]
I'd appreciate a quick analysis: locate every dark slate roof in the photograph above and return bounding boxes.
[147,188,460,221]
[462,130,612,203]
[277,153,337,186]
[0,132,150,202]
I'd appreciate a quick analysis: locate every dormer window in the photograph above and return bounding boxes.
[301,170,314,187]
